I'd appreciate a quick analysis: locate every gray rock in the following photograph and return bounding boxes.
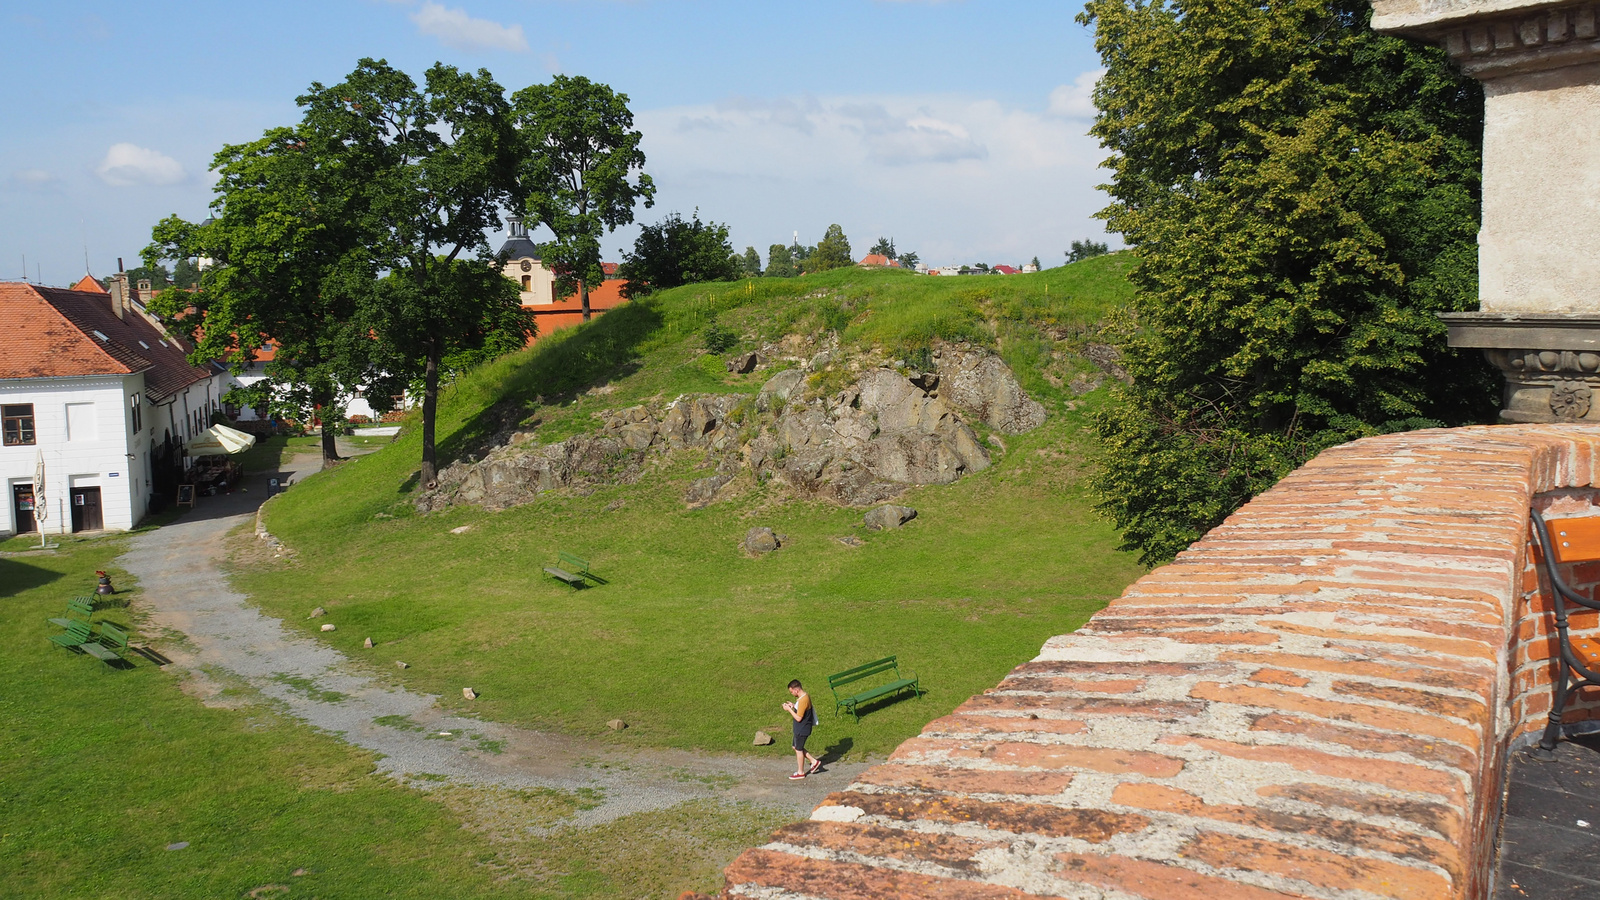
[726,351,759,374]
[836,535,864,547]
[396,661,409,670]
[809,350,833,370]
[320,623,336,632]
[935,349,1047,433]
[759,369,806,404]
[745,527,780,554]
[987,433,1008,452]
[685,471,734,507]
[363,637,374,649]
[753,730,775,746]
[607,719,628,731]
[450,525,472,534]
[462,687,478,700]
[309,607,326,618]
[864,505,917,531]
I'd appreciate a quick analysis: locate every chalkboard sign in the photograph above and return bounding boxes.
[177,484,196,508]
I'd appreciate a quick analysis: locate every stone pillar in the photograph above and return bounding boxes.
[1372,1,1600,423]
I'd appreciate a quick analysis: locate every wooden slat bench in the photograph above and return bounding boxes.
[48,620,95,653]
[1531,511,1600,751]
[81,623,132,671]
[828,656,922,722]
[544,551,594,589]
[48,596,96,630]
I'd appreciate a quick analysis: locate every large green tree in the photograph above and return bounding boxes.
[805,224,852,272]
[766,244,797,278]
[296,59,533,489]
[616,210,740,297]
[512,75,655,321]
[145,126,374,468]
[1080,0,1495,565]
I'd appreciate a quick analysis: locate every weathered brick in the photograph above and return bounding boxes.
[1162,735,1464,801]
[854,764,1074,796]
[1216,650,1491,693]
[922,713,1087,735]
[1250,713,1475,771]
[1007,660,1232,678]
[1251,668,1311,687]
[1330,680,1489,726]
[1001,676,1146,694]
[837,790,1151,842]
[1189,682,1478,748]
[957,694,1206,721]
[770,821,1003,873]
[1055,851,1315,900]
[1111,783,1460,878]
[890,737,1185,777]
[723,849,1061,900]
[1179,830,1451,898]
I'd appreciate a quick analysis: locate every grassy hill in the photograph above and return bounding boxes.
[234,256,1144,759]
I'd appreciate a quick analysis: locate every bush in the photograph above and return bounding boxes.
[348,414,371,425]
[702,322,737,353]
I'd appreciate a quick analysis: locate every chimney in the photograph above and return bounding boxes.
[136,278,153,306]
[108,274,128,320]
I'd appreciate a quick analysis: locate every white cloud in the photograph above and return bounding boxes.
[634,92,1114,268]
[95,143,187,187]
[412,3,528,53]
[1048,69,1104,119]
[13,168,59,185]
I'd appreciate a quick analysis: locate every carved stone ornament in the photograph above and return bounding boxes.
[1550,380,1593,418]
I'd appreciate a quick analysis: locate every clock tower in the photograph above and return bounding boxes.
[499,216,555,306]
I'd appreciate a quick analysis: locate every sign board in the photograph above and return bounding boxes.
[177,484,196,508]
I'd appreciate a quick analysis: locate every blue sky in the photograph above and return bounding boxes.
[1,1,1110,285]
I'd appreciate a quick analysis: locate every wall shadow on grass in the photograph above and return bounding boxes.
[0,557,64,599]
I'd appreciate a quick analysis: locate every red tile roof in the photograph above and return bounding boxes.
[858,254,902,268]
[992,265,1021,275]
[0,282,212,401]
[71,274,107,293]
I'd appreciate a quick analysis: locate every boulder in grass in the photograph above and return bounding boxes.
[463,687,478,700]
[396,661,409,670]
[363,637,374,649]
[309,607,326,618]
[864,505,917,531]
[607,719,628,731]
[320,623,336,632]
[753,730,775,746]
[745,527,780,554]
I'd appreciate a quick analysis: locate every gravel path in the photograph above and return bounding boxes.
[118,448,859,828]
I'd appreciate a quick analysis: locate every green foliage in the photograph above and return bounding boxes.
[702,320,737,353]
[1079,0,1497,565]
[898,250,920,268]
[740,246,762,277]
[512,75,655,319]
[1066,240,1108,264]
[616,210,740,297]
[869,236,896,259]
[805,224,852,272]
[765,244,797,278]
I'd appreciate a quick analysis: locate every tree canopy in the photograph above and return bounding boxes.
[805,224,852,272]
[616,210,740,297]
[869,236,897,260]
[739,246,762,277]
[1080,0,1494,565]
[1066,240,1108,263]
[512,75,654,320]
[766,244,797,278]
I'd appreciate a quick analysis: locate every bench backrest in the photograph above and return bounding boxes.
[558,552,589,574]
[1540,516,1600,564]
[62,620,93,641]
[68,597,94,616]
[829,656,899,689]
[97,623,129,649]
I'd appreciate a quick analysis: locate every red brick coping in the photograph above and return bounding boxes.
[690,425,1600,900]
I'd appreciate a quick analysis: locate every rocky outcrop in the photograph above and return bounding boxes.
[934,347,1046,434]
[420,348,1045,512]
[864,505,917,531]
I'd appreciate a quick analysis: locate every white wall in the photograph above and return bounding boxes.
[0,373,146,536]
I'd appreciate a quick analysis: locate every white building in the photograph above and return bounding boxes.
[0,276,225,536]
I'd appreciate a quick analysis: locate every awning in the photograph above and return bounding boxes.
[186,424,257,456]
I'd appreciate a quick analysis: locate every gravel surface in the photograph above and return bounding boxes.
[118,448,860,828]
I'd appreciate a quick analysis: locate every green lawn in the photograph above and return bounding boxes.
[237,261,1146,759]
[1,537,788,898]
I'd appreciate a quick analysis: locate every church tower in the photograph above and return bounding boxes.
[499,216,555,306]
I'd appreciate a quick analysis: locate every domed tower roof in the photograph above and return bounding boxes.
[498,216,541,261]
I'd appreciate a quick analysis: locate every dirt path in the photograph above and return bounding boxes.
[117,449,858,828]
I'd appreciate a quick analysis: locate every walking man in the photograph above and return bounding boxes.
[783,679,822,780]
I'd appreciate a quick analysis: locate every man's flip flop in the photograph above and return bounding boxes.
[808,760,823,775]
[789,773,807,780]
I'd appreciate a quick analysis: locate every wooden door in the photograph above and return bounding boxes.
[71,487,102,532]
[12,484,36,534]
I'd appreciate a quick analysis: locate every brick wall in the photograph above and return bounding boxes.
[692,425,1600,900]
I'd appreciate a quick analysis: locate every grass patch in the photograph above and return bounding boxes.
[237,258,1146,760]
[271,673,348,703]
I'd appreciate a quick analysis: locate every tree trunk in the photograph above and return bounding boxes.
[419,347,441,489]
[580,280,591,321]
[315,388,343,470]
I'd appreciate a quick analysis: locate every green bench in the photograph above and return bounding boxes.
[49,620,95,652]
[828,656,922,722]
[544,552,597,589]
[48,596,96,630]
[81,623,131,670]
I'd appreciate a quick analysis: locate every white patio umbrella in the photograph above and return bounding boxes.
[185,424,257,456]
[33,450,49,548]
